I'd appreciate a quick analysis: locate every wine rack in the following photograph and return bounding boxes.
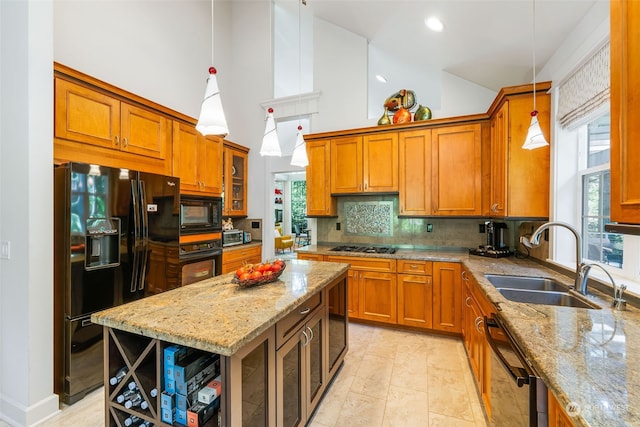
[104,328,222,427]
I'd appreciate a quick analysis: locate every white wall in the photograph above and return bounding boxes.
[0,1,59,426]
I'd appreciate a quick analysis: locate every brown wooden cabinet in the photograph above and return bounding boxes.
[325,256,396,323]
[431,124,483,216]
[296,253,325,262]
[432,262,462,333]
[330,133,399,195]
[488,85,551,218]
[610,0,640,225]
[548,389,575,427]
[221,245,262,274]
[399,129,432,216]
[222,142,249,217]
[461,268,491,415]
[306,140,337,217]
[54,76,170,174]
[172,121,223,196]
[397,260,433,329]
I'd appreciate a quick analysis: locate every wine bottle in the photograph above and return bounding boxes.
[149,388,158,398]
[116,388,136,404]
[124,392,148,410]
[127,381,138,391]
[123,415,140,426]
[109,366,128,386]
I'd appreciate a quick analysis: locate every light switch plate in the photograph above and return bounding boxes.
[0,240,10,260]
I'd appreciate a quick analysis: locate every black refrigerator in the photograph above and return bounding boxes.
[53,162,180,404]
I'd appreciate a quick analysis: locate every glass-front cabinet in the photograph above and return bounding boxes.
[223,142,248,217]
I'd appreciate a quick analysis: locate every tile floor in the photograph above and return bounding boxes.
[1,323,487,427]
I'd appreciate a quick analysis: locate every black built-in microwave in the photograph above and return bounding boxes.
[179,196,222,234]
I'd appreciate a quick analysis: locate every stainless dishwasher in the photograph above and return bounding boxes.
[484,315,548,426]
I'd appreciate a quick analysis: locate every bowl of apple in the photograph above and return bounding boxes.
[232,259,286,288]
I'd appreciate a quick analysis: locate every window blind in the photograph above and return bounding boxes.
[557,42,610,129]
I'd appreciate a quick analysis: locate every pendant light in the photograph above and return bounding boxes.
[290,0,309,167]
[260,3,282,157]
[291,125,309,167]
[196,0,229,136]
[522,0,549,150]
[260,107,282,156]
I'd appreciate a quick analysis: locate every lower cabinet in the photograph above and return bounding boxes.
[432,262,462,333]
[325,256,397,324]
[461,267,493,418]
[222,245,262,274]
[397,260,434,329]
[276,307,325,427]
[548,389,576,427]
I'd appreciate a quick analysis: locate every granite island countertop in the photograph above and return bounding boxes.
[91,259,349,357]
[298,244,640,427]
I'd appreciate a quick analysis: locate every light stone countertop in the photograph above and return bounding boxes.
[298,245,640,427]
[91,259,349,357]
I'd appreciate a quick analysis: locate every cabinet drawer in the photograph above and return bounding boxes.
[325,256,396,273]
[276,292,322,348]
[397,260,433,275]
[297,253,325,262]
[222,245,262,264]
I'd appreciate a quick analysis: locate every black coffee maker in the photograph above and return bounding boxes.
[470,221,511,258]
[486,221,508,249]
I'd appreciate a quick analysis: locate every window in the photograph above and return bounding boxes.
[579,112,623,267]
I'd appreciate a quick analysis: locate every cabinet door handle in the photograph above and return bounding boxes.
[123,137,128,147]
[465,296,472,307]
[475,316,484,332]
[301,330,310,346]
[114,136,120,146]
[461,270,468,281]
[300,307,311,315]
[307,326,314,342]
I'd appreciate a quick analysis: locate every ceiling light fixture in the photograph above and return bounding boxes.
[425,16,444,32]
[260,107,282,156]
[196,0,229,136]
[290,0,309,168]
[522,0,549,150]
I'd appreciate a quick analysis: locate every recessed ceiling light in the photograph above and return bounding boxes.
[425,16,444,32]
[375,74,388,83]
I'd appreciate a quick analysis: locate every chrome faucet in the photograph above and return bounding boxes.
[520,221,590,295]
[581,263,627,310]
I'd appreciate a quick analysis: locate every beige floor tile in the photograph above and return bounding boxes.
[333,392,386,427]
[350,353,393,399]
[429,412,478,427]
[390,353,429,392]
[381,385,429,427]
[428,381,476,421]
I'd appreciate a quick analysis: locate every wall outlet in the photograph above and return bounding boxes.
[479,224,486,233]
[336,222,341,231]
[427,224,433,232]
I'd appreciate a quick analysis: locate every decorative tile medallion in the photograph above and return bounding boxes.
[344,201,393,236]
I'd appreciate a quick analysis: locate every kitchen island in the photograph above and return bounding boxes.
[91,259,350,427]
[298,244,640,427]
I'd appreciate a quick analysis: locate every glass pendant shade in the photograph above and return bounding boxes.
[260,107,281,157]
[196,67,229,136]
[290,125,309,167]
[522,111,549,150]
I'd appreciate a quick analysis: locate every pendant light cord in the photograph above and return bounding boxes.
[532,0,537,112]
[211,0,214,65]
[298,0,302,125]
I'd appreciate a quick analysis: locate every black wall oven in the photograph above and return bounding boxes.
[484,315,548,426]
[179,239,222,285]
[180,196,222,234]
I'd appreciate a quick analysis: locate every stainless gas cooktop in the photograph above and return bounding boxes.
[330,245,397,254]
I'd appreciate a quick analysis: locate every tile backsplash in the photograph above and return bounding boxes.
[316,195,521,250]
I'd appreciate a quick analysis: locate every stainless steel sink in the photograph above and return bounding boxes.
[497,288,599,309]
[484,274,569,292]
[484,274,600,309]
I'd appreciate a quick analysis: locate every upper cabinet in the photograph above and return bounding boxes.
[399,129,431,216]
[610,0,640,226]
[54,70,171,175]
[306,140,337,217]
[172,121,223,196]
[330,132,398,194]
[431,123,483,216]
[223,142,249,217]
[487,85,551,219]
